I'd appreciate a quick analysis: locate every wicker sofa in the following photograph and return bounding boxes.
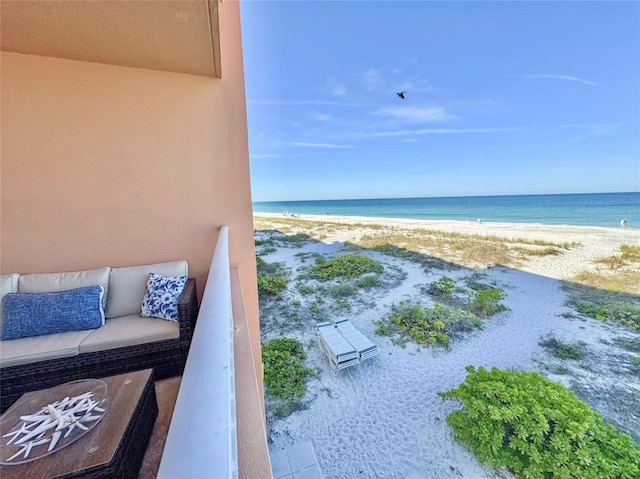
[0,260,199,411]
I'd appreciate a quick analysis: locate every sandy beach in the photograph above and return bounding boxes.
[254,213,640,478]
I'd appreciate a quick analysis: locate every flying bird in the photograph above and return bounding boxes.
[396,91,406,99]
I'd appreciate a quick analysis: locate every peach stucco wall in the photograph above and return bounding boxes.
[0,1,261,394]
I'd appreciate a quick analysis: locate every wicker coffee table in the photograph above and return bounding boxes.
[0,369,157,479]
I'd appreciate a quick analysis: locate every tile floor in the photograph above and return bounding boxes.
[138,376,181,479]
[270,442,323,479]
[140,378,324,479]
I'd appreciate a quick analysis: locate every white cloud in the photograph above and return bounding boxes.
[520,74,611,90]
[331,85,346,96]
[361,69,384,90]
[292,142,355,149]
[369,126,527,137]
[311,111,331,122]
[401,138,419,142]
[395,80,436,94]
[374,105,453,123]
[250,153,304,159]
[248,99,364,106]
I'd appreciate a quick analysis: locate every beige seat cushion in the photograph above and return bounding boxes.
[106,260,188,319]
[0,330,91,368]
[1,273,20,331]
[18,267,111,310]
[79,315,179,354]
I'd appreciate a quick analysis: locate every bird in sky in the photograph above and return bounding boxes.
[396,91,406,99]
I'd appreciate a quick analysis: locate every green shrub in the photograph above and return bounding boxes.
[256,256,287,276]
[428,277,456,296]
[614,337,640,352]
[375,302,480,347]
[257,276,287,298]
[439,366,640,479]
[276,233,308,247]
[631,356,640,375]
[468,287,507,316]
[296,283,315,295]
[310,254,383,280]
[620,244,640,261]
[575,302,640,331]
[262,337,310,400]
[595,254,625,269]
[539,336,587,360]
[327,283,357,298]
[336,299,351,310]
[355,275,381,289]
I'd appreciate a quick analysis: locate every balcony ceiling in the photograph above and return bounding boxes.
[1,0,221,78]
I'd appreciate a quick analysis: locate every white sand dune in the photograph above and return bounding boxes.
[256,215,640,479]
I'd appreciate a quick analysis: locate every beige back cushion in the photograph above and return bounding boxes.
[18,267,111,310]
[106,260,188,319]
[1,273,20,331]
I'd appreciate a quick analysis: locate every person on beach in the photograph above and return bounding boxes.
[620,218,627,229]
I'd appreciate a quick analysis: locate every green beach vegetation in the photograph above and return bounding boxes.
[309,254,384,280]
[427,277,456,297]
[262,337,313,417]
[262,337,310,399]
[375,274,506,348]
[257,275,287,298]
[575,302,640,331]
[467,285,507,317]
[256,255,288,299]
[539,336,587,360]
[614,337,640,353]
[439,366,640,479]
[631,357,640,375]
[375,301,480,347]
[563,281,640,333]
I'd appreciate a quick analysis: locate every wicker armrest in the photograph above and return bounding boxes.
[177,278,198,351]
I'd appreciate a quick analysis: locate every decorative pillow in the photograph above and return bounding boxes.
[107,260,188,319]
[1,273,20,332]
[140,273,187,321]
[1,285,105,341]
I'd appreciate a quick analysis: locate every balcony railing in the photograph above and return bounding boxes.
[158,226,237,478]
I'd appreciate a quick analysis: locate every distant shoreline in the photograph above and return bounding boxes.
[254,211,639,235]
[252,192,639,229]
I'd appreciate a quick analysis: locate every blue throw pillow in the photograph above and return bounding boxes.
[141,273,187,321]
[1,285,105,340]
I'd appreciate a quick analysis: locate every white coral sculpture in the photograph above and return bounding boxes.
[2,391,106,462]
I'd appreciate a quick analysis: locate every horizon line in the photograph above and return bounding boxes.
[253,190,639,204]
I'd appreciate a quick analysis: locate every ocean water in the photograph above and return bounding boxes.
[253,192,640,229]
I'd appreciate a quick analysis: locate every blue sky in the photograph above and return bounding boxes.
[240,1,640,202]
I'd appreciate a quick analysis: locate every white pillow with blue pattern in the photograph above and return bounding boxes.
[141,273,187,321]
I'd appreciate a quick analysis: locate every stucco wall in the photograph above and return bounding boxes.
[0,1,261,397]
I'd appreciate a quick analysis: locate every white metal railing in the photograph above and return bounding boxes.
[157,226,237,479]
